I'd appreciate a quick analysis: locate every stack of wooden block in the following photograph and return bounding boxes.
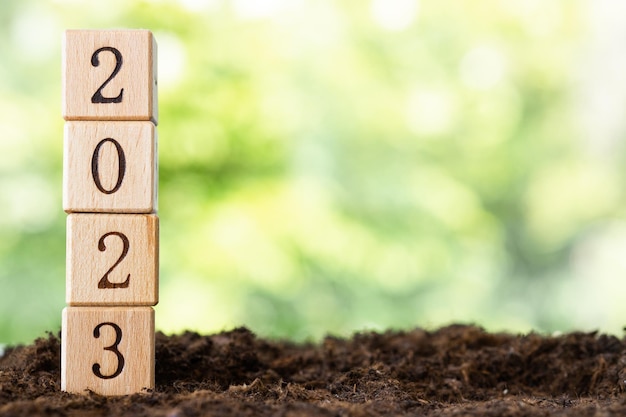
[61,30,158,395]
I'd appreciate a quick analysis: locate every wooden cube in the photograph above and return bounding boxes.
[63,121,157,214]
[63,30,158,124]
[61,306,154,395]
[66,214,158,306]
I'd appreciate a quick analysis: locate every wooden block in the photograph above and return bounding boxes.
[66,213,158,306]
[63,121,157,214]
[61,306,154,395]
[62,30,158,124]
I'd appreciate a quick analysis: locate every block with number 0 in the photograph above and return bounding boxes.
[63,121,157,213]
[66,213,158,306]
[62,30,158,123]
[61,307,154,395]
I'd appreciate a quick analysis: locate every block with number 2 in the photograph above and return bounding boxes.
[62,30,158,123]
[66,213,158,306]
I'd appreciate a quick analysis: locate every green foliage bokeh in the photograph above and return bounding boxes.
[2,0,626,344]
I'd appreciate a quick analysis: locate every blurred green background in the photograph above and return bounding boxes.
[2,0,626,345]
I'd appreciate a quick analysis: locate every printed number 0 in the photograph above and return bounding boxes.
[91,46,124,104]
[92,322,125,379]
[91,138,126,195]
[97,232,130,289]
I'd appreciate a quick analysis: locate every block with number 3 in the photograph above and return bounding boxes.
[62,307,154,395]
[63,121,157,213]
[67,213,158,306]
[63,30,158,123]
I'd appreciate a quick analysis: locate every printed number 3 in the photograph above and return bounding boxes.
[91,46,124,104]
[92,322,125,379]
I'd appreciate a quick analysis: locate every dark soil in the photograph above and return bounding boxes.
[2,325,626,416]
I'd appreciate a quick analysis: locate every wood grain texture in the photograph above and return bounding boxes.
[61,307,155,395]
[62,30,158,123]
[63,121,157,213]
[66,213,158,306]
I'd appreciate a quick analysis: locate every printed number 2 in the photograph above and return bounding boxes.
[92,322,125,379]
[97,232,130,289]
[91,46,124,104]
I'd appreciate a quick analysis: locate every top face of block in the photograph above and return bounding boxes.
[63,30,158,124]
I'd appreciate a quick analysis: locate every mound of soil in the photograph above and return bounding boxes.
[1,325,626,416]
